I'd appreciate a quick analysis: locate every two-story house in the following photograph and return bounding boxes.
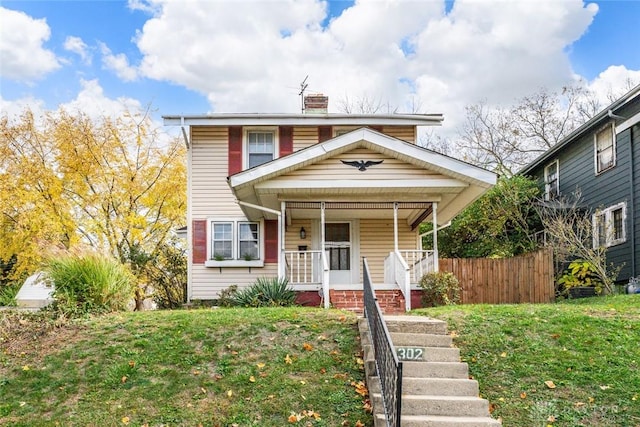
[164,95,497,311]
[521,84,640,284]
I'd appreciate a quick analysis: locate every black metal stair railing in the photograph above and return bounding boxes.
[363,257,402,427]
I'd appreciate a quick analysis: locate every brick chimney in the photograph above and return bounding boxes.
[304,94,328,114]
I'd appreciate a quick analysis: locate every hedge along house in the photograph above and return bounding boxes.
[165,95,497,311]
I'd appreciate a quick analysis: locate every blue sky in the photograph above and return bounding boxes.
[1,0,639,133]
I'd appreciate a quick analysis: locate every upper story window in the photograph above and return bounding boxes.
[594,123,615,174]
[593,202,626,248]
[246,130,276,168]
[544,160,559,201]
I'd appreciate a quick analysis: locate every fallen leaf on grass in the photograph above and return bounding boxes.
[19,402,26,407]
[500,352,507,358]
[128,360,135,368]
[226,390,233,397]
[520,392,527,399]
[285,354,293,364]
[599,385,611,390]
[22,365,30,371]
[249,376,256,383]
[355,421,365,427]
[544,381,556,389]
[303,343,313,351]
[121,417,130,425]
[257,362,266,369]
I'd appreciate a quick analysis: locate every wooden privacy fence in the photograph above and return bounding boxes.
[440,249,554,304]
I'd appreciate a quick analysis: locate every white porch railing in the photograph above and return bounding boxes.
[284,250,330,309]
[384,251,411,311]
[384,250,436,312]
[400,250,436,284]
[284,250,323,284]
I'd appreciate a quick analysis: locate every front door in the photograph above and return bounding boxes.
[325,222,351,284]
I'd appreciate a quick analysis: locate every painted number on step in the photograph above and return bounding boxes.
[396,347,424,361]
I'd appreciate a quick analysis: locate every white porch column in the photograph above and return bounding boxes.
[433,202,439,272]
[280,201,286,279]
[320,202,329,308]
[393,202,399,252]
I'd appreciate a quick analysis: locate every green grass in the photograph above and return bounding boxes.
[0,307,371,427]
[413,295,640,427]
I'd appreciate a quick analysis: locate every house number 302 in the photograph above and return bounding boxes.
[396,347,424,361]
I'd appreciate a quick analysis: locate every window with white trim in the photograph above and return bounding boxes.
[544,160,559,201]
[593,202,626,248]
[210,220,261,261]
[246,130,276,168]
[594,124,615,174]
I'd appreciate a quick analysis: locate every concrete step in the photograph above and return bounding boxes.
[369,377,480,397]
[375,414,502,427]
[372,394,490,417]
[402,361,469,379]
[384,315,448,335]
[364,344,460,363]
[392,332,453,348]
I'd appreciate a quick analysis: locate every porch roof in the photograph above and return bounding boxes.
[228,128,497,225]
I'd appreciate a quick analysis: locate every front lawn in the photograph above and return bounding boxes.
[0,307,371,427]
[415,295,640,427]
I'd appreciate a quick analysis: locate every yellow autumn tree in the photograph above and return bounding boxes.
[0,107,186,306]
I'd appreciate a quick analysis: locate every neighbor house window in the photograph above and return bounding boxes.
[544,160,559,201]
[247,130,275,168]
[593,202,626,248]
[210,220,261,260]
[594,124,615,174]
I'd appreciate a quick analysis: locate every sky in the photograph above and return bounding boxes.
[1,0,639,138]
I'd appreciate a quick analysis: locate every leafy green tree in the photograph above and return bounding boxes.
[423,175,541,258]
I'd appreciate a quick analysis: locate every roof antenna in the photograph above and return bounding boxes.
[299,75,309,114]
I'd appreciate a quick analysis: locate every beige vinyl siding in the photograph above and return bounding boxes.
[293,127,318,151]
[383,126,415,143]
[191,126,243,217]
[278,148,447,181]
[191,264,279,299]
[359,218,416,283]
[191,126,275,300]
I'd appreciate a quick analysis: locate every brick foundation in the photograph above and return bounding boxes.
[329,289,406,314]
[295,291,322,307]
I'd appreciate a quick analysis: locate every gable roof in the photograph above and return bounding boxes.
[520,84,640,175]
[228,127,497,224]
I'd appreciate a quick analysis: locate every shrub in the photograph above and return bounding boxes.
[419,271,461,307]
[228,277,296,307]
[557,259,603,296]
[47,255,135,317]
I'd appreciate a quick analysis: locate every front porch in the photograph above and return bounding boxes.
[228,128,497,311]
[270,200,441,312]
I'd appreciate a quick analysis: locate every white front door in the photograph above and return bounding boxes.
[325,222,351,284]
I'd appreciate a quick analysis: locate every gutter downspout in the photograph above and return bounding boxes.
[630,125,636,277]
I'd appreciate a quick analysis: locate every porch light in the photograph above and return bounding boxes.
[299,227,306,239]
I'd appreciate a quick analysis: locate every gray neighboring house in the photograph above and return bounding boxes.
[521,84,640,283]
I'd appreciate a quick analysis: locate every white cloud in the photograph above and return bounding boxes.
[64,36,91,65]
[129,0,606,134]
[586,65,640,105]
[0,95,46,120]
[0,7,61,81]
[99,42,139,82]
[60,79,142,118]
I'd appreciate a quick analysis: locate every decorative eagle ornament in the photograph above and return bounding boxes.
[340,159,384,171]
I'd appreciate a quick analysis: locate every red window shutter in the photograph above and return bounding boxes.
[228,126,243,176]
[192,219,207,264]
[318,126,333,143]
[279,126,293,156]
[264,220,279,263]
